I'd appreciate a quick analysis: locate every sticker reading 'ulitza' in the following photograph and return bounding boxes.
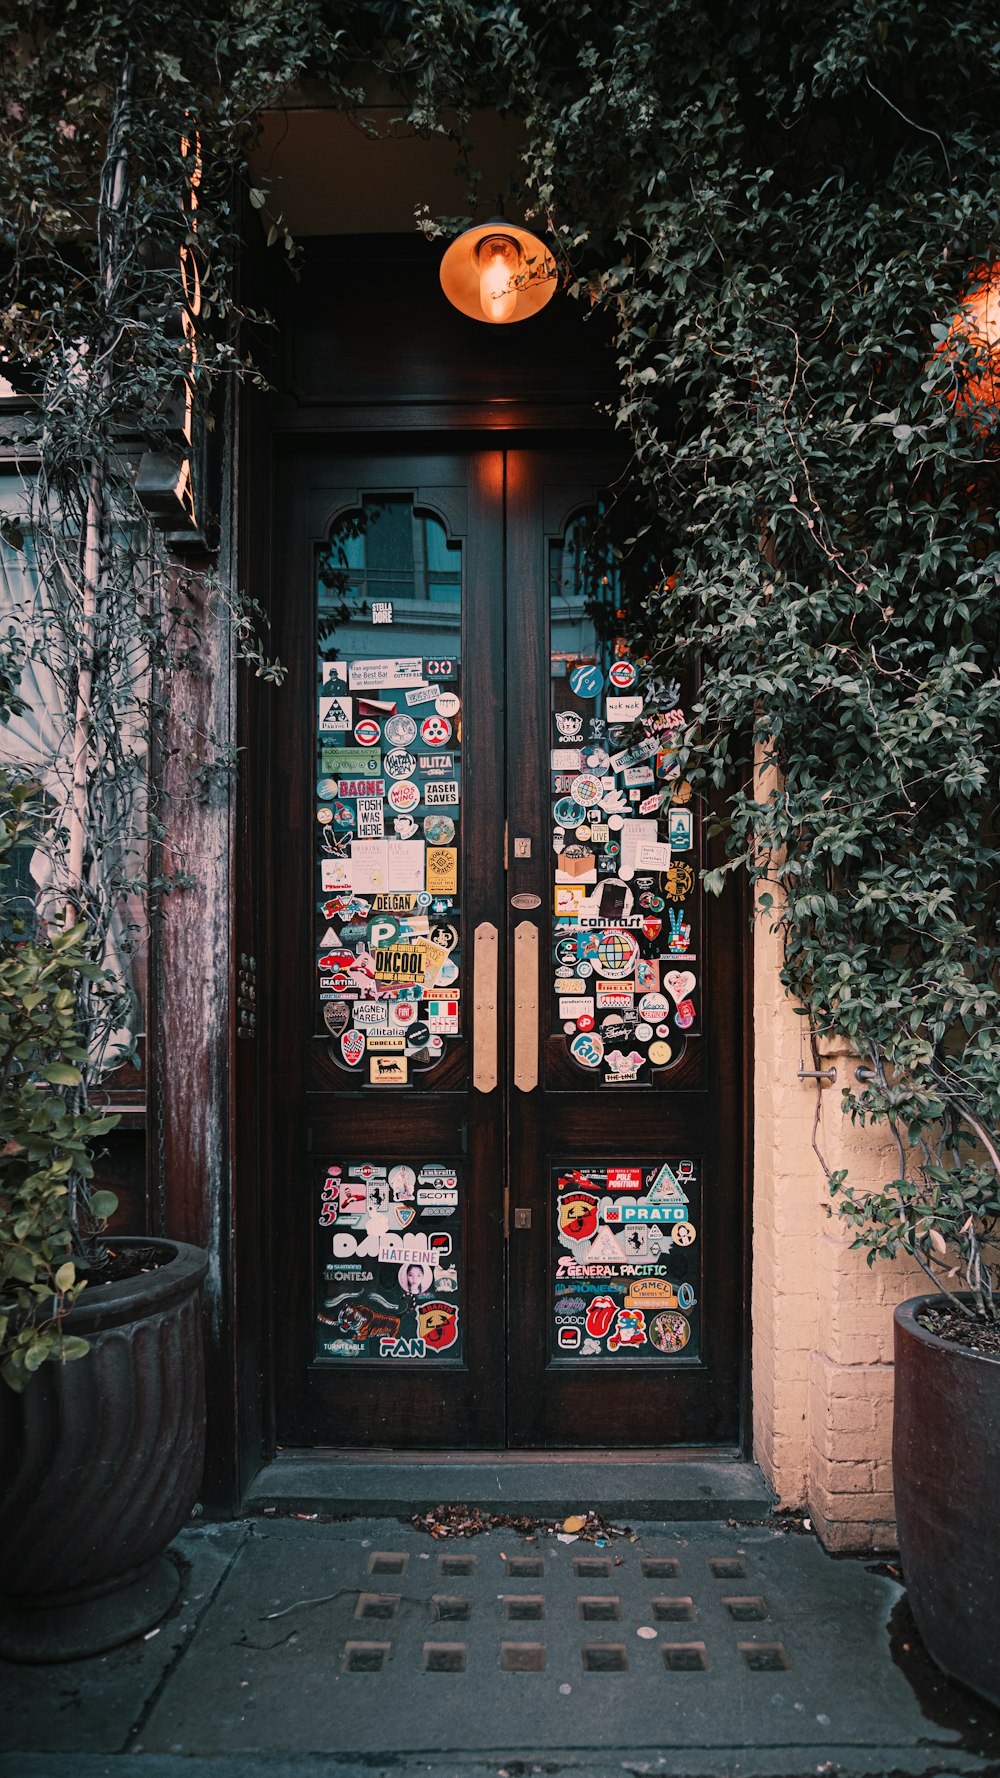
[550,645,700,1084]
[552,1160,700,1361]
[316,655,462,1082]
[316,1160,463,1363]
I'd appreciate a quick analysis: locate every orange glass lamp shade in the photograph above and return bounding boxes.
[440,219,557,325]
[936,263,1000,430]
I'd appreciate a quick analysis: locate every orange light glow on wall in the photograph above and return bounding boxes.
[937,264,1000,430]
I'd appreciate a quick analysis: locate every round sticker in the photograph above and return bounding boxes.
[672,1220,696,1246]
[563,1020,576,1035]
[639,992,671,1021]
[607,814,624,831]
[576,1014,595,1032]
[649,1310,690,1353]
[609,660,637,689]
[674,999,696,1030]
[584,746,610,772]
[317,777,338,800]
[420,715,452,746]
[316,806,333,825]
[656,1022,671,1037]
[354,717,381,746]
[429,921,458,952]
[570,662,604,700]
[405,1021,431,1052]
[570,1030,604,1068]
[591,929,641,979]
[384,713,417,747]
[387,780,420,813]
[634,1022,653,1042]
[391,1000,417,1025]
[648,1039,673,1066]
[332,800,355,827]
[435,691,461,718]
[424,815,455,845]
[571,773,605,807]
[384,750,417,780]
[554,797,586,827]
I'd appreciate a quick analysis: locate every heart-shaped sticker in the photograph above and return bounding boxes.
[664,970,696,1004]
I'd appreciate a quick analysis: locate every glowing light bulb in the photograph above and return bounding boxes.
[478,235,519,323]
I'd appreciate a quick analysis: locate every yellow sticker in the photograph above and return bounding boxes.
[648,1039,672,1066]
[365,1033,406,1052]
[554,885,587,916]
[413,937,449,990]
[374,946,423,984]
[369,1053,408,1085]
[426,846,457,894]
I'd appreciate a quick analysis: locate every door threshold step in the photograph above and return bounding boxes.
[244,1449,776,1521]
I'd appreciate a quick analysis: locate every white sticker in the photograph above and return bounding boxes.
[606,694,643,722]
[634,839,673,871]
[424,780,460,805]
[348,657,425,691]
[319,695,352,731]
[355,797,385,838]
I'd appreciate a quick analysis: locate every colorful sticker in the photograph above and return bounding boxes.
[551,1160,700,1362]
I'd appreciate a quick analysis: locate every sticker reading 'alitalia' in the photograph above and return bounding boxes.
[551,1160,700,1361]
[549,645,700,1083]
[316,1158,463,1363]
[316,651,462,1078]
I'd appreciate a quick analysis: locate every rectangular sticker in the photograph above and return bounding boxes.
[369,1054,408,1085]
[426,847,457,894]
[424,780,460,805]
[322,747,381,775]
[348,657,424,691]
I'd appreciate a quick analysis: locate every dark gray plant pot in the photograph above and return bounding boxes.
[893,1294,1000,1708]
[0,1237,207,1663]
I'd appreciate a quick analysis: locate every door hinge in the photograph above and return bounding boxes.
[503,1182,510,1239]
[503,819,508,871]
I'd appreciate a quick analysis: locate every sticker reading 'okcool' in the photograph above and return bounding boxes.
[551,1160,700,1362]
[316,1159,462,1363]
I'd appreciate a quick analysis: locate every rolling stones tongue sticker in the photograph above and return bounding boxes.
[316,1158,464,1364]
[550,650,700,1081]
[551,1160,700,1364]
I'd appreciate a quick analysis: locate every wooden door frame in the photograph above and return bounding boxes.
[213,235,753,1505]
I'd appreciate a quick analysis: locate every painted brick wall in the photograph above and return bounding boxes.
[751,901,925,1552]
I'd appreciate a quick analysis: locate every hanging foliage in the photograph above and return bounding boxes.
[1,0,999,1337]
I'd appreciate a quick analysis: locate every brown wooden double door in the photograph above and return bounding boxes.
[267,441,745,1449]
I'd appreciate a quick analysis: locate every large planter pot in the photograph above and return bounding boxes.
[893,1294,1000,1708]
[0,1237,208,1663]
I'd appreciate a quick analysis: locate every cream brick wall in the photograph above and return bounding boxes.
[751,899,925,1552]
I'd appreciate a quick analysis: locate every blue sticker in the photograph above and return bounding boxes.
[553,797,587,827]
[570,662,604,700]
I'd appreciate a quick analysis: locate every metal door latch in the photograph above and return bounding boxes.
[513,1207,532,1230]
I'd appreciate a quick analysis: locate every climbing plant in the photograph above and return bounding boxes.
[1,0,999,1336]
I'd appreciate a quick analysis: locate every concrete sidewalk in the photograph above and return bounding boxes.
[2,1514,998,1778]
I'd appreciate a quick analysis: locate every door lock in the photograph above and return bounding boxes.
[513,1207,532,1230]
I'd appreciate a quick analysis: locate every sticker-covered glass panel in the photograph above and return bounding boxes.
[316,498,462,1084]
[552,1160,700,1360]
[316,1158,463,1363]
[549,514,700,1083]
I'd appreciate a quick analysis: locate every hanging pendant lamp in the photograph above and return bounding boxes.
[440,216,557,325]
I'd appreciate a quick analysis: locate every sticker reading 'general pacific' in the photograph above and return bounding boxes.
[316,640,463,1080]
[551,1160,701,1361]
[316,1159,463,1363]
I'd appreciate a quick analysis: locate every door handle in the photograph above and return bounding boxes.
[513,920,539,1092]
[473,921,499,1092]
